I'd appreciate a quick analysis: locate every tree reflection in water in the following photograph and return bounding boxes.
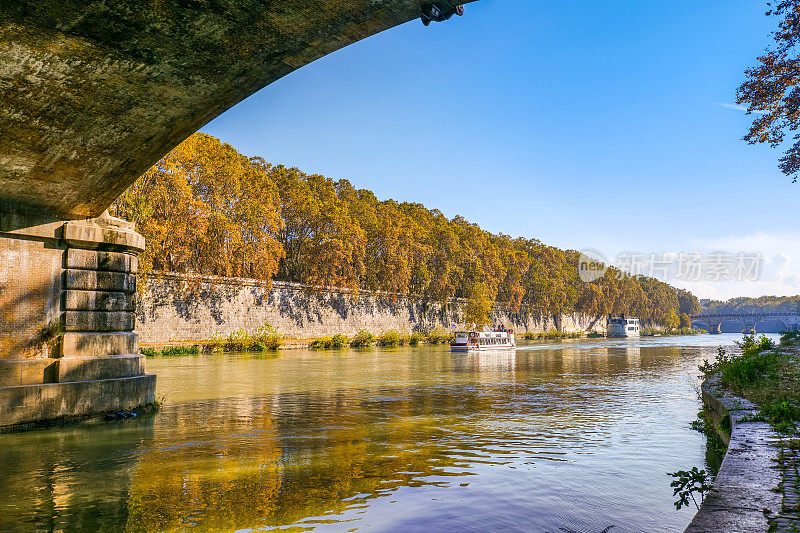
[0,339,730,532]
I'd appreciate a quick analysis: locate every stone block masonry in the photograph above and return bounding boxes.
[136,273,605,344]
[0,205,155,428]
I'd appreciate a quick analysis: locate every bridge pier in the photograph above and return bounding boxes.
[0,202,155,428]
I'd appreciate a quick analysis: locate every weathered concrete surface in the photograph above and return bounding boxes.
[57,355,144,382]
[136,272,606,343]
[0,374,156,428]
[61,332,139,358]
[0,359,58,387]
[0,0,476,219]
[685,374,783,532]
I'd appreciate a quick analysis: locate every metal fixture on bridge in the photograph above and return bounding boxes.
[421,2,464,26]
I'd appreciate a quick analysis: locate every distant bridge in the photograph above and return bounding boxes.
[690,312,800,334]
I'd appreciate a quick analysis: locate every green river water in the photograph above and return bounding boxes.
[0,334,770,532]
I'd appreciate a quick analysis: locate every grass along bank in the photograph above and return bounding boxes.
[700,332,800,434]
[140,324,456,356]
[140,325,711,356]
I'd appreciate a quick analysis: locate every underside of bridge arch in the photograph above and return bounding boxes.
[1,0,475,219]
[719,319,747,334]
[753,319,789,334]
[0,0,476,428]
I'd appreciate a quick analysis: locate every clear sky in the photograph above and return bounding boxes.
[201,0,800,301]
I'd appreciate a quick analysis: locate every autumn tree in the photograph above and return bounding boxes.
[737,1,800,180]
[664,309,681,332]
[271,167,364,289]
[116,132,696,325]
[113,133,283,281]
[679,312,692,329]
[677,289,701,316]
[465,282,493,327]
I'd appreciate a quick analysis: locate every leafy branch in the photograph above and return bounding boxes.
[668,467,713,510]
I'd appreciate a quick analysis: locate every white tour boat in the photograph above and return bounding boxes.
[607,315,640,337]
[450,327,516,352]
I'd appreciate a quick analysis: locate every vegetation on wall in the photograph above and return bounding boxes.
[113,133,699,325]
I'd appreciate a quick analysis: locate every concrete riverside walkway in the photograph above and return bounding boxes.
[684,373,798,532]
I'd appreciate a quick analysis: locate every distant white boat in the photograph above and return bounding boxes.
[451,327,516,351]
[607,315,640,337]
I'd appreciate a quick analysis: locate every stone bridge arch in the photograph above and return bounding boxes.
[754,318,790,333]
[0,0,477,428]
[719,319,747,334]
[1,0,476,219]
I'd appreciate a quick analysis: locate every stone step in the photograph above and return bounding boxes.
[64,270,136,293]
[66,248,138,273]
[61,332,138,358]
[64,290,135,312]
[57,354,144,382]
[0,359,58,387]
[0,374,156,428]
[64,310,134,332]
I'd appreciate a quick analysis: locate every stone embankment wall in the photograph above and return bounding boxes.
[685,374,782,532]
[135,273,606,344]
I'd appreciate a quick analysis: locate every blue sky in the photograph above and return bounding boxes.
[202,0,799,300]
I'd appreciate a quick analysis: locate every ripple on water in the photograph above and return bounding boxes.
[0,337,753,532]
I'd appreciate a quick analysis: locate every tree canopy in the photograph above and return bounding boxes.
[113,133,698,325]
[737,1,800,180]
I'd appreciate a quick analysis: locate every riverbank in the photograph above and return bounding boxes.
[689,334,800,531]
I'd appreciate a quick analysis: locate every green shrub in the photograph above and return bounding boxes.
[738,334,775,355]
[225,328,252,352]
[759,401,800,433]
[310,334,350,349]
[309,337,332,349]
[425,327,453,345]
[409,332,425,346]
[378,329,408,346]
[203,338,225,353]
[350,330,375,347]
[700,335,780,392]
[523,329,580,340]
[330,334,349,348]
[720,351,779,390]
[251,323,282,350]
[141,345,199,357]
[216,323,282,352]
[780,330,800,345]
[161,345,199,356]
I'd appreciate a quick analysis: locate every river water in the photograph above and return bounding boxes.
[0,334,774,532]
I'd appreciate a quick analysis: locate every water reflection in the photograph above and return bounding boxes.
[0,335,767,532]
[0,418,155,531]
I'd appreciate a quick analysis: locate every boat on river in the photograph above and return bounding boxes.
[607,315,640,337]
[450,327,516,352]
